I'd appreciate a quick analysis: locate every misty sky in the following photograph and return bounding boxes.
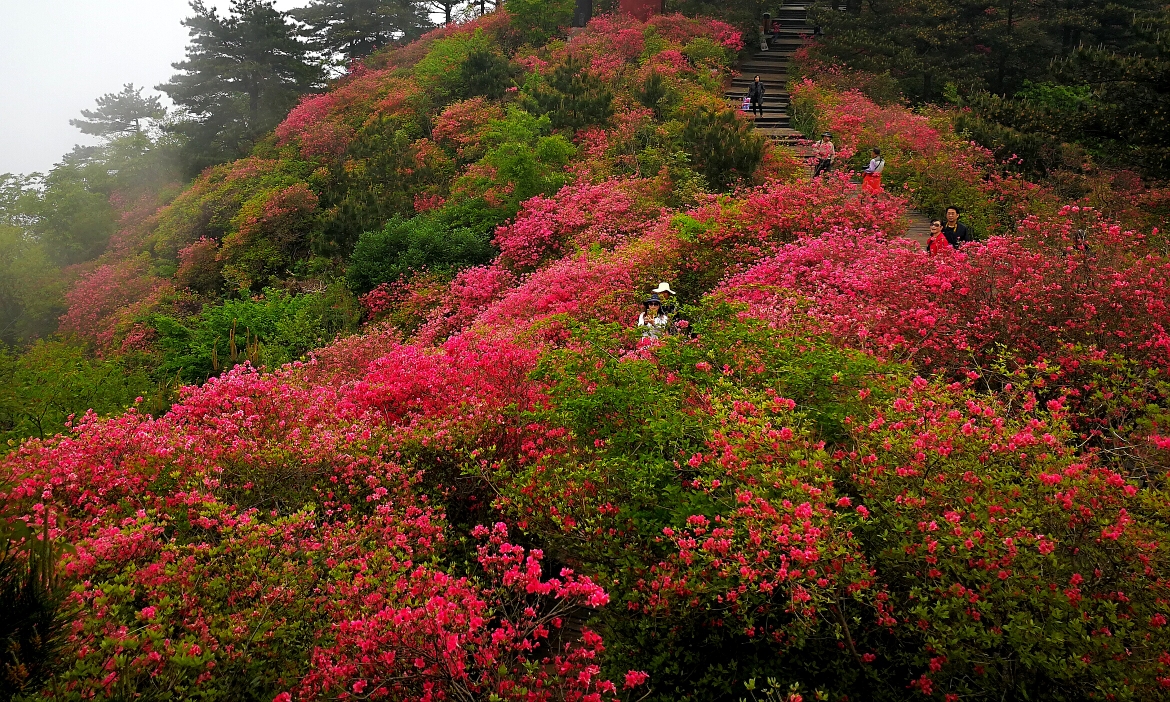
[0,0,301,176]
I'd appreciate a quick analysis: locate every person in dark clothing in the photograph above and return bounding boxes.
[941,206,972,248]
[748,76,765,118]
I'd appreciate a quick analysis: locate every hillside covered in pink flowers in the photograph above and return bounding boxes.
[4,7,1170,702]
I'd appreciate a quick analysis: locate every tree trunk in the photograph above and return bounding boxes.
[573,0,592,27]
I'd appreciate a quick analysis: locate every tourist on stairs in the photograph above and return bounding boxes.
[813,133,835,177]
[748,76,766,118]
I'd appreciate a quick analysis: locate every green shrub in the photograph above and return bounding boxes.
[787,87,819,139]
[682,37,733,68]
[636,70,672,120]
[150,283,361,382]
[313,114,434,257]
[0,340,154,448]
[521,56,614,131]
[503,0,574,45]
[679,105,765,190]
[458,49,521,101]
[345,213,495,293]
[444,107,576,222]
[413,31,497,103]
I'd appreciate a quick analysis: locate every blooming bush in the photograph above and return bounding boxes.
[719,206,1170,373]
[58,255,168,351]
[220,183,320,290]
[297,523,625,701]
[493,180,656,272]
[788,78,1052,236]
[15,6,1170,702]
[839,376,1170,700]
[174,237,223,294]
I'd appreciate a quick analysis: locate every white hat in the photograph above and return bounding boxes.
[652,282,675,294]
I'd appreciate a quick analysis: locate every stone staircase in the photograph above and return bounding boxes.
[725,4,936,248]
[726,2,812,147]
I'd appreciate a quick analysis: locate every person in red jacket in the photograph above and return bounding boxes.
[926,220,948,255]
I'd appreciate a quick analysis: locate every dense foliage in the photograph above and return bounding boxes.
[2,8,758,448]
[4,6,1170,702]
[801,0,1170,178]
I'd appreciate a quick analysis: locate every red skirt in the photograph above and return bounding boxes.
[862,172,883,193]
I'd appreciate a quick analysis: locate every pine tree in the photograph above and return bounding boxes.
[68,85,166,139]
[522,56,613,129]
[293,0,431,62]
[1055,13,1170,176]
[159,0,324,173]
[807,0,1162,100]
[425,0,465,25]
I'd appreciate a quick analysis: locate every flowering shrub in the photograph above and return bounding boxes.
[493,180,656,272]
[149,157,299,260]
[275,92,355,159]
[645,13,743,52]
[673,174,907,293]
[218,183,321,290]
[297,523,626,701]
[18,6,1170,702]
[174,237,223,294]
[719,206,1170,373]
[788,79,1053,236]
[58,255,168,351]
[839,376,1170,700]
[431,97,505,163]
[413,264,516,343]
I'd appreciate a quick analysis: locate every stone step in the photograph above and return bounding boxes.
[740,55,792,64]
[726,93,789,102]
[758,127,806,137]
[727,100,789,109]
[742,51,794,58]
[727,97,789,107]
[733,109,790,117]
[727,97,788,106]
[732,69,788,75]
[731,77,788,86]
[735,72,787,80]
[748,117,792,127]
[737,65,789,74]
[765,46,804,54]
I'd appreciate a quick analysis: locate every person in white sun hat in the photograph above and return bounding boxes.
[651,282,676,316]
